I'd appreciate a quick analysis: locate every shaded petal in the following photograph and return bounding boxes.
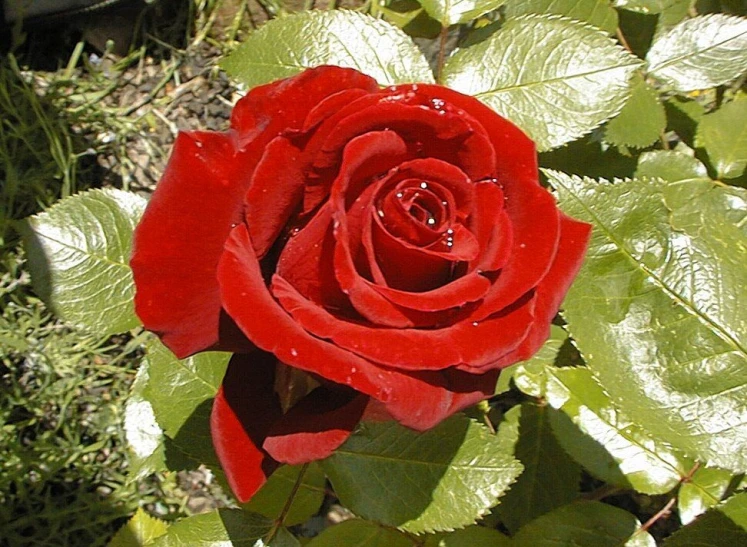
[131,131,252,358]
[264,389,368,465]
[210,352,282,503]
[468,181,513,273]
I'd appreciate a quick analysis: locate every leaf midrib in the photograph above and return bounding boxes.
[649,23,747,74]
[554,175,747,360]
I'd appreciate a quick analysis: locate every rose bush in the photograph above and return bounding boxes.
[130,66,591,502]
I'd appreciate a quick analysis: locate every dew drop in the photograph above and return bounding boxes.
[396,192,404,199]
[519,243,526,249]
[472,321,479,327]
[420,181,428,189]
[446,228,454,235]
[431,98,445,110]
[377,209,385,218]
[351,367,357,373]
[426,217,436,226]
[290,348,298,357]
[194,140,203,148]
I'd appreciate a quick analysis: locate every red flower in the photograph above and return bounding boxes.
[131,66,591,502]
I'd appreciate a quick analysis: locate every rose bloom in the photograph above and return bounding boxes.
[131,66,591,502]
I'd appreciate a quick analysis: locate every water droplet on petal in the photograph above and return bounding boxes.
[426,217,436,226]
[420,181,428,189]
[519,243,526,249]
[290,348,298,357]
[396,192,404,199]
[377,209,385,218]
[472,321,479,327]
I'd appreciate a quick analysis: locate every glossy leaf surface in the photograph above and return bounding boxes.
[665,492,747,546]
[646,14,747,92]
[222,11,434,88]
[20,188,146,335]
[504,0,618,34]
[635,150,709,182]
[443,15,640,150]
[306,520,413,547]
[517,364,688,493]
[551,171,747,472]
[678,466,739,525]
[695,97,747,180]
[424,526,512,546]
[321,414,522,533]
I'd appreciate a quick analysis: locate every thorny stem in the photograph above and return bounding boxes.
[265,463,310,543]
[436,25,449,84]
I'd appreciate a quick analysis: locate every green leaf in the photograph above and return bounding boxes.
[19,188,146,335]
[443,14,641,151]
[512,501,654,546]
[221,11,433,88]
[424,526,512,546]
[550,171,747,472]
[544,366,688,493]
[679,466,739,525]
[108,508,168,547]
[151,509,272,547]
[664,97,704,147]
[695,97,747,180]
[306,520,413,547]
[123,355,166,480]
[495,325,567,394]
[665,492,747,546]
[142,338,229,469]
[504,0,618,34]
[321,414,523,533]
[419,0,508,26]
[604,76,666,149]
[635,150,709,182]
[646,14,747,92]
[495,403,581,532]
[243,463,326,526]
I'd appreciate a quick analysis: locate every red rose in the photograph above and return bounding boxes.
[131,66,591,502]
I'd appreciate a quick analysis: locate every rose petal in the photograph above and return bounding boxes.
[263,388,368,465]
[131,131,253,358]
[271,274,535,370]
[211,352,282,502]
[469,181,513,273]
[513,213,592,360]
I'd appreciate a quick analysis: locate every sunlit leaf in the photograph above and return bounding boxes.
[443,14,641,150]
[142,338,229,468]
[419,0,508,26]
[646,14,747,92]
[678,466,739,525]
[222,11,433,88]
[604,76,666,149]
[495,403,581,532]
[20,188,146,335]
[424,526,512,546]
[151,510,272,547]
[695,97,747,180]
[108,508,168,547]
[504,0,618,34]
[321,414,522,533]
[512,501,654,546]
[551,171,747,472]
[635,150,709,182]
[495,325,567,394]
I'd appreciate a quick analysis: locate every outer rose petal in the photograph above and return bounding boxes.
[211,352,282,502]
[132,131,254,358]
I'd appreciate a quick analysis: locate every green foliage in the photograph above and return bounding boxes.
[424,526,512,545]
[646,14,747,92]
[108,508,169,547]
[495,403,581,532]
[635,149,709,181]
[306,520,413,546]
[243,464,326,526]
[151,509,274,547]
[511,501,655,546]
[665,492,747,545]
[695,96,747,180]
[221,11,434,88]
[678,466,741,525]
[321,414,522,533]
[19,188,146,336]
[604,76,666,149]
[503,0,619,34]
[551,171,747,472]
[443,15,641,151]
